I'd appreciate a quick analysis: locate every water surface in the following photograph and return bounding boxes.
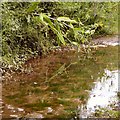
[2,45,118,118]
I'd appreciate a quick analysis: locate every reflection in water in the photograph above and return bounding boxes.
[79,70,118,118]
[2,46,118,118]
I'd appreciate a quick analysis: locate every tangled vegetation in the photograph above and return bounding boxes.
[1,2,118,70]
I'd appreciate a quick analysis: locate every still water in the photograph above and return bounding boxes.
[2,45,119,118]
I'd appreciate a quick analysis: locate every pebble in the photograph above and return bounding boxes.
[10,114,18,118]
[7,105,14,110]
[33,82,37,85]
[26,113,44,118]
[47,107,53,113]
[17,108,24,112]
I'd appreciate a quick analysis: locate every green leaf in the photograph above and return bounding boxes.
[90,30,95,35]
[57,17,77,23]
[73,28,83,39]
[69,23,74,28]
[37,13,66,45]
[85,30,90,34]
[39,13,44,22]
[27,15,30,23]
[71,42,79,46]
[27,2,39,13]
[57,32,66,45]
[55,20,61,32]
[42,13,55,28]
[73,28,85,34]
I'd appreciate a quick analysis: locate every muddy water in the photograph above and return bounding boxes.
[2,45,119,118]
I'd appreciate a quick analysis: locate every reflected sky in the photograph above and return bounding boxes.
[79,70,119,118]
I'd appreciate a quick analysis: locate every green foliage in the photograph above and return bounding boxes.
[2,2,118,70]
[57,2,118,35]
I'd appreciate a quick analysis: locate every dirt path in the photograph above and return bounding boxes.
[91,35,119,46]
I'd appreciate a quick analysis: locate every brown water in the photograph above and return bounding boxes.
[2,45,119,119]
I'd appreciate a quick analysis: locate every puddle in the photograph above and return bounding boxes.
[2,45,119,118]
